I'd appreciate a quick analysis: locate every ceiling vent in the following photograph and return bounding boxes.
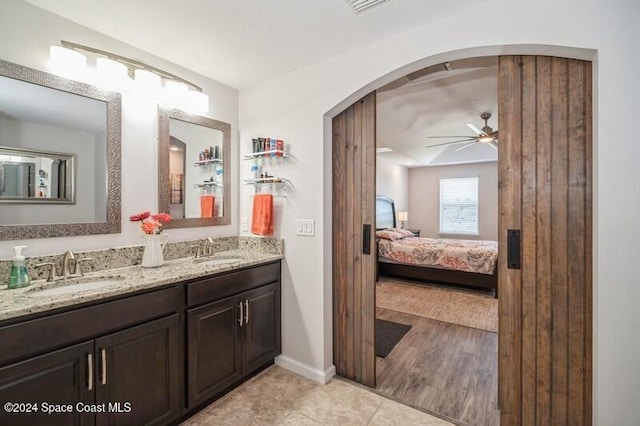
[346,0,390,13]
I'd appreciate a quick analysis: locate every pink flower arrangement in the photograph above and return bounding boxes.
[129,211,172,234]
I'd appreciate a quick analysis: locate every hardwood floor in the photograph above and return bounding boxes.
[376,306,499,426]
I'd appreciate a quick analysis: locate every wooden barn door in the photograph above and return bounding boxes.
[498,56,592,425]
[332,92,377,387]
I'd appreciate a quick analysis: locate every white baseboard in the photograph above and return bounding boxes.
[275,355,336,384]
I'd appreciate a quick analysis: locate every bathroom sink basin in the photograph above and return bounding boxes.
[30,276,126,297]
[194,257,243,267]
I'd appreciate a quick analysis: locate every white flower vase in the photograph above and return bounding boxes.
[141,233,169,268]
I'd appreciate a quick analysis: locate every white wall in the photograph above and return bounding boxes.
[0,0,239,257]
[375,155,408,220]
[409,162,497,240]
[239,0,640,422]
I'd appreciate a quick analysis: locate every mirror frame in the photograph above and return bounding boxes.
[0,59,122,240]
[158,108,231,228]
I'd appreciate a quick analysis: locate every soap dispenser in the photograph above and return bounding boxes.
[8,245,30,289]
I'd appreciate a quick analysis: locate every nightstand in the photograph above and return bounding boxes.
[405,228,420,237]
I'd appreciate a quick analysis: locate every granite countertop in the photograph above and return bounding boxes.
[0,249,282,322]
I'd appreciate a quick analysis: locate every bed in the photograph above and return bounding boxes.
[375,196,498,297]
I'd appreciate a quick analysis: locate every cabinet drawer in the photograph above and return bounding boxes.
[187,261,280,307]
[0,286,179,365]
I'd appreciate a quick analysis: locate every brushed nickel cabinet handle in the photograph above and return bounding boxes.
[244,300,249,324]
[100,348,107,385]
[87,353,93,391]
[238,302,244,327]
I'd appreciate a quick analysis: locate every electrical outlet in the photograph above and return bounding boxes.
[241,217,249,232]
[296,219,315,236]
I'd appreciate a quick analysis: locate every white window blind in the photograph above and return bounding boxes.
[439,176,479,235]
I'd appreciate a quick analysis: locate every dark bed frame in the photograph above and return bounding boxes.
[375,196,498,297]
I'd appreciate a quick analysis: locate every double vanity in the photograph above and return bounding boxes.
[0,50,275,425]
[0,246,282,425]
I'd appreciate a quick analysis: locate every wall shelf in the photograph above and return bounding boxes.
[243,149,288,160]
[193,181,223,189]
[243,177,291,197]
[193,158,222,166]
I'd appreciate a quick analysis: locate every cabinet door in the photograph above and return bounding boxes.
[94,314,180,426]
[0,341,95,426]
[242,282,281,374]
[187,297,242,408]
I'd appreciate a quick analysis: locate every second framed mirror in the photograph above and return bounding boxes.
[158,108,231,227]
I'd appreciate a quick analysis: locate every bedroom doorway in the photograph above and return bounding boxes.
[332,54,593,425]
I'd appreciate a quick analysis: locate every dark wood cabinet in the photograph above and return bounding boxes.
[242,283,281,374]
[0,260,281,424]
[95,314,180,426]
[187,297,242,407]
[0,341,94,426]
[0,287,181,426]
[186,265,281,409]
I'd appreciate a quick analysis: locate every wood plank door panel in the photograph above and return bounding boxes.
[498,55,592,425]
[333,91,376,387]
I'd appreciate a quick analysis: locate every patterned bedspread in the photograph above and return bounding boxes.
[377,237,498,275]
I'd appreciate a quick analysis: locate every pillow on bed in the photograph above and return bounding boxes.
[376,229,403,241]
[390,228,416,238]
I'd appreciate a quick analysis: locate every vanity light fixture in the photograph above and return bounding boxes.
[47,40,209,114]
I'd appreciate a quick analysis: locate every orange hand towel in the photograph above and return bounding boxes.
[251,194,274,236]
[200,195,215,218]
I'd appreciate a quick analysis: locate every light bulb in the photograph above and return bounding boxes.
[96,58,129,92]
[48,46,87,80]
[134,69,161,98]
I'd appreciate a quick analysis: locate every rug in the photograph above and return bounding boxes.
[375,319,412,358]
[376,278,498,333]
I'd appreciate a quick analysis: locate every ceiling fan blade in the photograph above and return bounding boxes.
[467,123,484,135]
[426,138,477,148]
[488,140,498,149]
[456,142,477,152]
[427,135,477,139]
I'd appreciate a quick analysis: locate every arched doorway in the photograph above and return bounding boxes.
[331,50,593,425]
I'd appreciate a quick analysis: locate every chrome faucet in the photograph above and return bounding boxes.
[191,237,216,259]
[61,250,92,279]
[202,237,215,257]
[62,250,76,278]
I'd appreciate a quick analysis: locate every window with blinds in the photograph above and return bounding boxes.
[439,176,479,235]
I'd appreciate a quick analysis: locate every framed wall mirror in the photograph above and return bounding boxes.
[0,59,121,240]
[158,108,230,228]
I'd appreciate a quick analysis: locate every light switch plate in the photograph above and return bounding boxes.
[296,219,315,236]
[241,217,249,232]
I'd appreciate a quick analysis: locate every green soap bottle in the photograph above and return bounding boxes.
[8,245,30,289]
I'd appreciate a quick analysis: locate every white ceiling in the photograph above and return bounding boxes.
[377,56,498,167]
[23,0,487,90]
[21,0,498,167]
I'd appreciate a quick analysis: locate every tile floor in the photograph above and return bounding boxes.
[183,366,453,425]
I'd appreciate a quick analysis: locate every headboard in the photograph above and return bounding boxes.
[376,196,396,230]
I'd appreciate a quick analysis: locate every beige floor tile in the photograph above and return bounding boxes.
[279,411,323,425]
[293,378,383,425]
[368,399,454,426]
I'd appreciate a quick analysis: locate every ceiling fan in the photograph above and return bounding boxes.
[426,112,498,151]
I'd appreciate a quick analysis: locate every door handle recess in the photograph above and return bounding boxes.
[87,353,93,391]
[363,224,371,255]
[507,229,521,269]
[238,301,244,327]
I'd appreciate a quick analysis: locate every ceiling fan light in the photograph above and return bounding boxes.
[479,136,494,143]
